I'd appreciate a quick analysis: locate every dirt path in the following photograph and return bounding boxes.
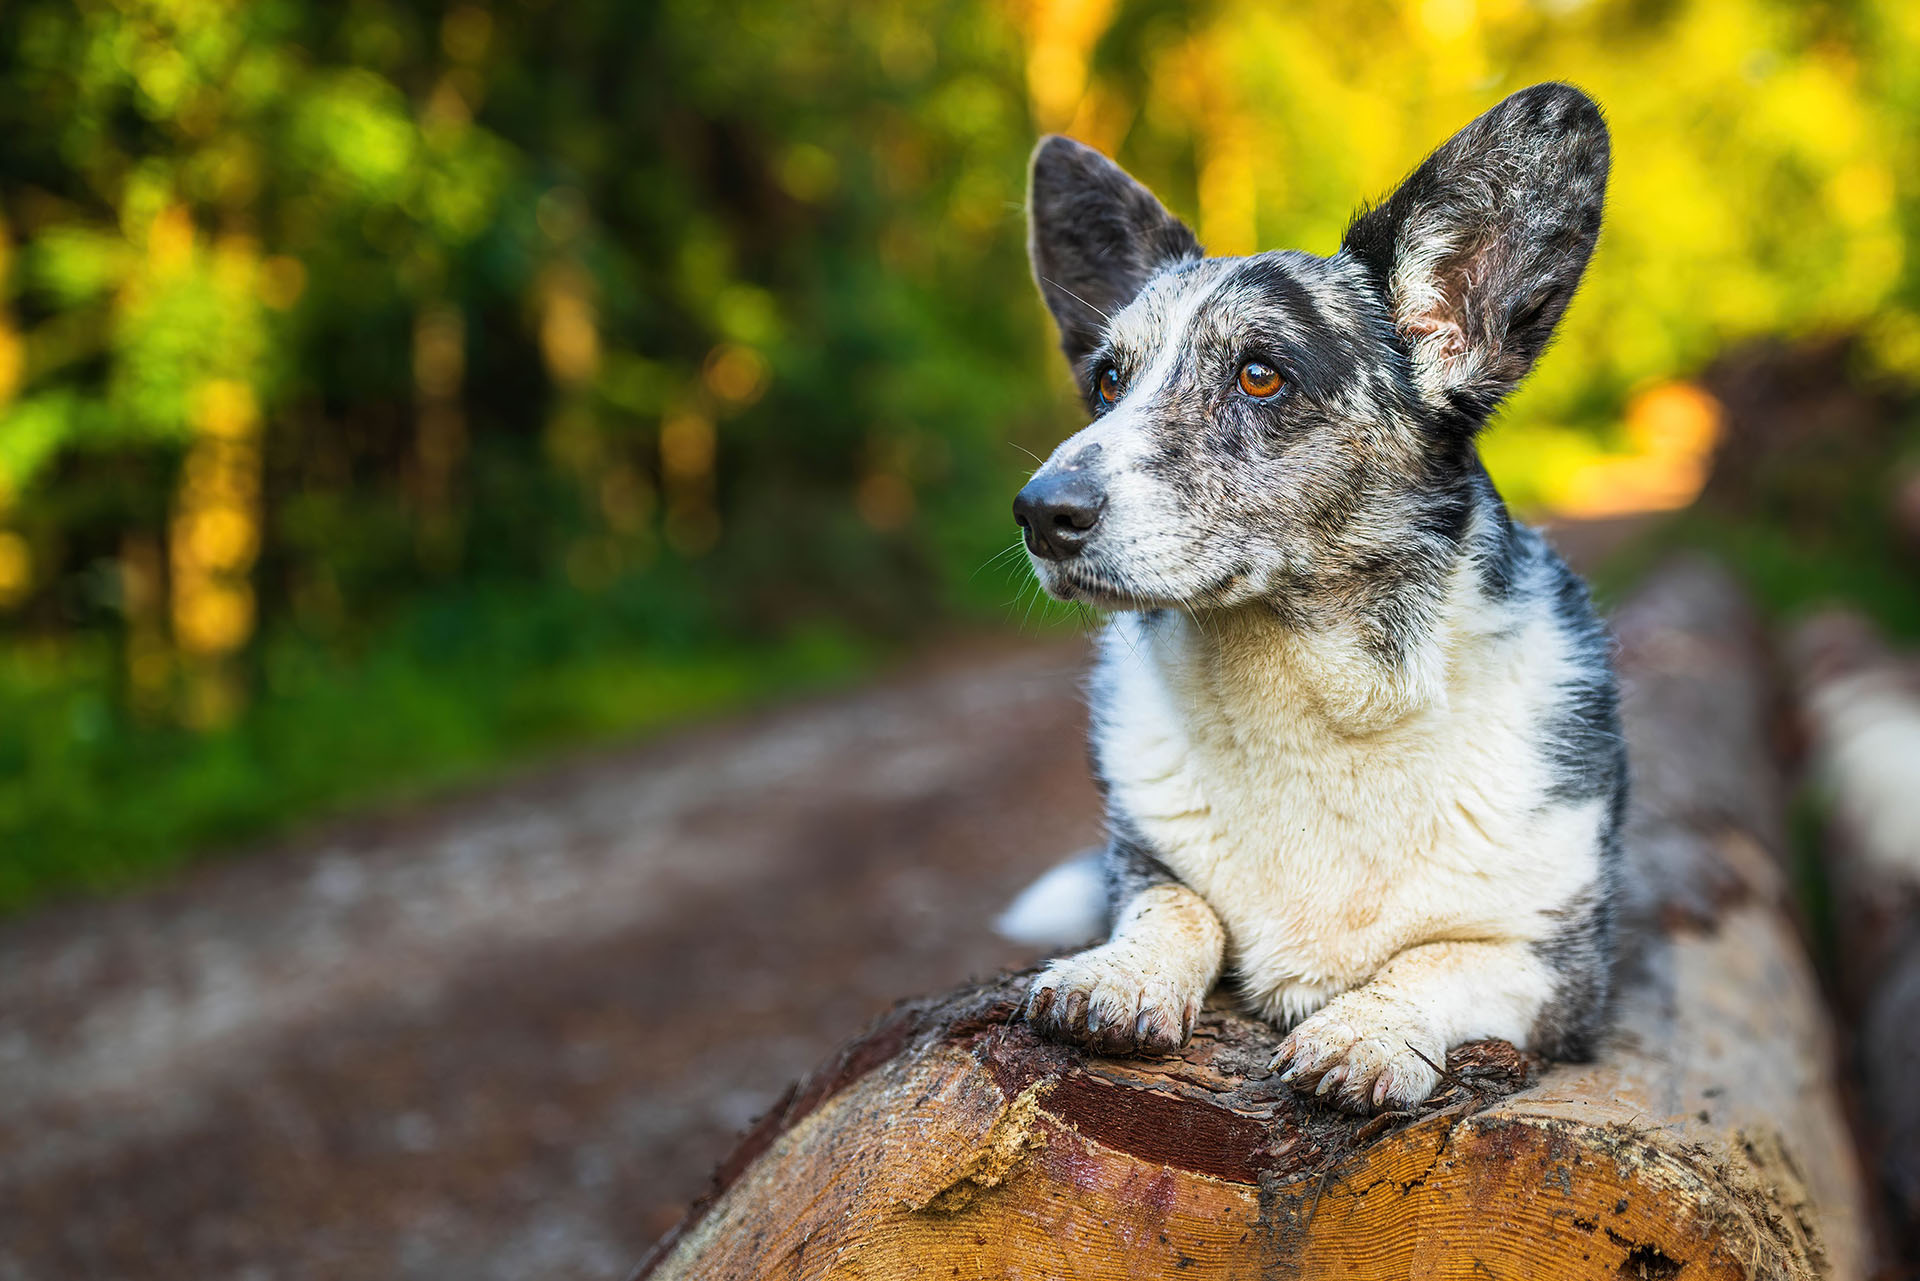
[0,519,1649,1281]
[0,641,1098,1281]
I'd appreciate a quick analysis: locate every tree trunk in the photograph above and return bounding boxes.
[636,560,1871,1281]
[1789,610,1920,1269]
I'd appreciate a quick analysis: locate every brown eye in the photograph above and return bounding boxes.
[1096,365,1121,405]
[1238,361,1284,398]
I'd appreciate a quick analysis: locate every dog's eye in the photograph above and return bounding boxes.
[1096,365,1122,405]
[1238,361,1285,399]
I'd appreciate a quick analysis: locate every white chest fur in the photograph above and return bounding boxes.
[1091,582,1605,1027]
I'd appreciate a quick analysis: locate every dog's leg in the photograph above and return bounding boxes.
[1024,837,1224,1056]
[1269,939,1556,1112]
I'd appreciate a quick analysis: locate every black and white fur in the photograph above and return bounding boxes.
[1003,84,1626,1113]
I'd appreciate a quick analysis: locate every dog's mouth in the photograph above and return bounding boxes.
[1051,565,1153,610]
[1028,556,1136,608]
[1037,557,1253,613]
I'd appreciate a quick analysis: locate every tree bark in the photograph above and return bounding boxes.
[636,560,1871,1281]
[1789,610,1920,1269]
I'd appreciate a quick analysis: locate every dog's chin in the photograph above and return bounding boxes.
[1032,556,1261,613]
[1032,561,1174,612]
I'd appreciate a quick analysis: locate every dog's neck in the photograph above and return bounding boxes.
[1145,591,1448,741]
[1135,481,1513,739]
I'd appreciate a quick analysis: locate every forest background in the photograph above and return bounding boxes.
[3,0,1917,908]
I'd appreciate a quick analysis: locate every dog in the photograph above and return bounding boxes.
[999,82,1626,1113]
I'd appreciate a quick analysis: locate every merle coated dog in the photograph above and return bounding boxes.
[998,83,1625,1113]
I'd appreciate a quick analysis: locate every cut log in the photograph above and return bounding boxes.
[1788,611,1920,1267]
[635,561,1870,1281]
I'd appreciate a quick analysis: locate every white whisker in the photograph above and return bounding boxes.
[1038,276,1112,323]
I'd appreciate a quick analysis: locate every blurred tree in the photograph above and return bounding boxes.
[0,0,1917,902]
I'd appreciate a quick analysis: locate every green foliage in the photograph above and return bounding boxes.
[0,570,866,911]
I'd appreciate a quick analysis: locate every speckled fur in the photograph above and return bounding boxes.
[1015,84,1625,1112]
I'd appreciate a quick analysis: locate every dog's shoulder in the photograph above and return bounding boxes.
[1494,520,1627,806]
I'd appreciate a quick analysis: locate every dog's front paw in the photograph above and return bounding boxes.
[1268,996,1445,1114]
[1024,946,1202,1057]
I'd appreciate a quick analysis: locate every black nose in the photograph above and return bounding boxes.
[1013,471,1106,560]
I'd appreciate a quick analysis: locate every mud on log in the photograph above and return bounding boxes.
[636,561,1869,1281]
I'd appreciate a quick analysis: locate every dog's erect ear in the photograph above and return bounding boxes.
[1028,136,1202,367]
[1343,83,1609,421]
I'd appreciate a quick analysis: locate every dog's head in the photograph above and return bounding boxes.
[1016,83,1609,612]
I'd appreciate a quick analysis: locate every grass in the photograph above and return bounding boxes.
[0,576,875,913]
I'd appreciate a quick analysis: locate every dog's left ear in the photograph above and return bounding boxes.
[1028,136,1202,368]
[1344,83,1609,420]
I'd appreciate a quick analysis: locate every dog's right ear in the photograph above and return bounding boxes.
[1028,136,1201,367]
